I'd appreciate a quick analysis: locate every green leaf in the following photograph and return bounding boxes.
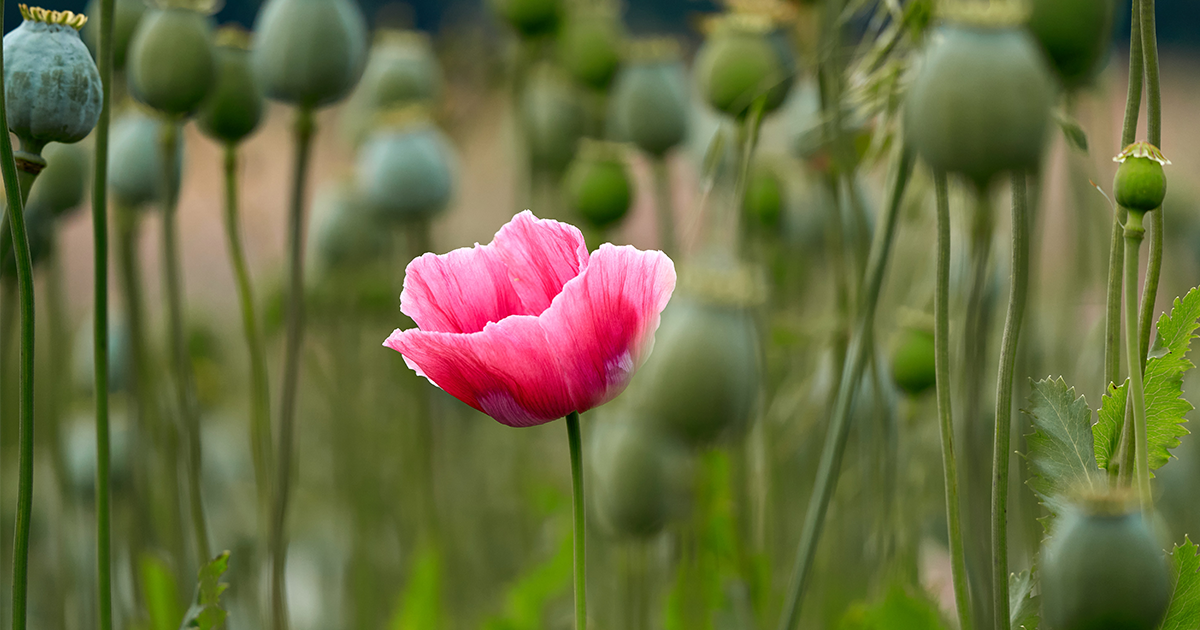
[1142,287,1200,473]
[1055,110,1089,153]
[1023,377,1102,519]
[140,553,182,630]
[1094,379,1128,471]
[838,583,948,630]
[389,544,444,630]
[1009,569,1039,630]
[179,551,230,630]
[1160,536,1200,630]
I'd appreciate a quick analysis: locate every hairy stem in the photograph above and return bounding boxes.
[1123,211,1152,511]
[566,411,586,630]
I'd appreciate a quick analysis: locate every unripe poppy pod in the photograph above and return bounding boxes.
[28,141,89,218]
[1041,493,1170,630]
[197,27,264,145]
[557,13,621,91]
[563,140,632,230]
[4,5,102,150]
[252,0,368,109]
[492,0,561,39]
[609,38,689,158]
[694,13,794,118]
[890,326,936,396]
[590,413,691,539]
[743,160,784,229]
[356,109,456,225]
[310,179,389,273]
[340,30,442,147]
[1,203,53,278]
[83,0,146,71]
[108,108,183,210]
[1113,142,1169,213]
[1029,0,1115,90]
[127,4,215,117]
[521,64,585,173]
[903,10,1055,190]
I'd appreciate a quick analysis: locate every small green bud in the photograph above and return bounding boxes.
[557,14,621,91]
[1113,142,1168,213]
[563,140,632,230]
[694,13,793,118]
[890,326,936,396]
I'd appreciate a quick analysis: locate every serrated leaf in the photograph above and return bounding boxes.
[1142,287,1200,473]
[1009,569,1039,630]
[1160,536,1200,630]
[1023,377,1101,519]
[179,551,230,630]
[1094,379,1128,471]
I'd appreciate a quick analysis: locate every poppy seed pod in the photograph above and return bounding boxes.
[903,18,1056,190]
[340,30,443,147]
[521,64,585,173]
[0,203,54,278]
[4,6,102,151]
[1041,495,1170,630]
[356,112,455,225]
[610,39,689,157]
[83,0,145,71]
[558,16,621,91]
[1113,142,1168,213]
[27,141,89,218]
[1029,0,1115,89]
[590,413,691,539]
[743,161,784,229]
[694,14,794,118]
[310,179,389,273]
[108,109,183,209]
[127,5,215,117]
[252,0,368,109]
[563,140,632,230]
[492,0,561,39]
[890,326,936,396]
[197,27,265,145]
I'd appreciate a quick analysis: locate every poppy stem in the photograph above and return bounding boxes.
[652,158,676,259]
[566,411,586,630]
[1136,0,1162,399]
[1123,210,1152,512]
[776,147,913,630]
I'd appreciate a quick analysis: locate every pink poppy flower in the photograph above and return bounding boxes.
[383,211,677,427]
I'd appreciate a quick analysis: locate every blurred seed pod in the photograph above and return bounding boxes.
[62,416,131,501]
[521,63,585,174]
[83,0,147,71]
[253,0,368,109]
[1041,493,1170,630]
[108,108,184,210]
[28,142,90,218]
[340,29,443,147]
[4,6,103,149]
[1028,0,1115,90]
[127,6,215,117]
[492,0,562,39]
[743,159,784,229]
[590,411,691,539]
[0,203,55,278]
[609,38,689,158]
[557,12,621,91]
[889,326,936,397]
[72,314,130,394]
[310,178,390,274]
[356,110,456,225]
[1113,142,1169,214]
[694,13,794,118]
[636,260,764,447]
[563,139,631,230]
[197,26,265,145]
[903,18,1055,190]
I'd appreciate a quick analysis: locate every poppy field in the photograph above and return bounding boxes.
[3,0,1200,629]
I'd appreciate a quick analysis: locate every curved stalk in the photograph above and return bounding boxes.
[1123,211,1152,511]
[776,149,913,630]
[566,411,586,630]
[934,173,972,630]
[1137,0,1162,372]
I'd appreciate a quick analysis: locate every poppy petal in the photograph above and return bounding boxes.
[399,243,527,334]
[491,210,590,315]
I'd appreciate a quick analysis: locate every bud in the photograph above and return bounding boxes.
[252,0,368,109]
[890,326,936,396]
[563,140,632,230]
[1113,142,1168,213]
[1029,0,1115,90]
[557,13,621,91]
[197,26,265,145]
[694,13,793,118]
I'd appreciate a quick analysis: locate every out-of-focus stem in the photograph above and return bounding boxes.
[652,158,677,259]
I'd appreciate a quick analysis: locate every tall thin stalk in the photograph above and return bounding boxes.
[1123,210,1152,511]
[652,159,677,259]
[566,411,586,630]
[1136,0,1162,370]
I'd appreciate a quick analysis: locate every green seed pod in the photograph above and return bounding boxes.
[28,141,90,218]
[4,6,102,150]
[557,14,621,91]
[197,27,265,145]
[521,63,585,174]
[903,16,1056,190]
[127,6,215,117]
[63,418,131,501]
[0,203,54,278]
[1041,494,1170,630]
[356,110,455,225]
[636,262,763,447]
[1113,142,1168,213]
[694,14,793,118]
[590,412,691,539]
[743,160,784,229]
[492,0,562,39]
[1028,0,1115,90]
[563,140,632,230]
[340,30,443,147]
[73,315,129,394]
[108,108,184,210]
[310,179,390,273]
[253,0,368,109]
[890,326,936,396]
[609,38,689,157]
[84,0,146,71]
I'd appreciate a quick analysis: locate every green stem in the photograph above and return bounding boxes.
[160,122,211,564]
[222,143,273,519]
[992,173,1031,630]
[1138,211,1161,369]
[934,173,972,630]
[271,106,316,630]
[566,411,586,630]
[1137,0,1162,376]
[652,158,677,259]
[776,148,913,630]
[1123,211,1152,511]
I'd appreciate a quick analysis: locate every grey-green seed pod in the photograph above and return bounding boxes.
[252,0,368,109]
[28,141,90,218]
[610,39,689,157]
[83,0,146,71]
[310,179,390,273]
[492,0,562,39]
[590,413,691,539]
[126,7,215,117]
[340,29,443,147]
[557,15,621,91]
[197,27,265,145]
[108,108,183,209]
[356,112,455,225]
[694,14,793,118]
[4,6,102,150]
[0,202,54,278]
[521,63,585,174]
